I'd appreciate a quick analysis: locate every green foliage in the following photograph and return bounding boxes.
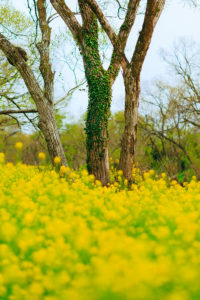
[0,4,32,32]
[85,70,111,153]
[82,20,112,170]
[61,120,86,169]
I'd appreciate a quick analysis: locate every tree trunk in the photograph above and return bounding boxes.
[75,1,112,186]
[85,70,111,185]
[0,33,67,168]
[119,69,140,181]
[37,100,67,166]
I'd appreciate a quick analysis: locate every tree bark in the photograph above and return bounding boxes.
[49,0,140,185]
[119,0,165,181]
[0,33,67,166]
[38,101,67,165]
[85,68,111,185]
[79,1,111,185]
[119,69,140,181]
[81,0,165,181]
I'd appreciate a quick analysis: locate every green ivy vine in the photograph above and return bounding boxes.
[82,21,112,172]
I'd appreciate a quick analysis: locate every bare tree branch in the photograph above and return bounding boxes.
[55,80,86,106]
[131,0,165,76]
[0,109,38,114]
[37,0,55,103]
[50,0,83,47]
[0,33,45,108]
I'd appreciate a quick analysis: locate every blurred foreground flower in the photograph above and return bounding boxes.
[0,161,200,299]
[15,142,23,151]
[38,152,46,160]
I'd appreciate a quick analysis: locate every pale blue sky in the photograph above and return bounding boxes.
[8,0,200,119]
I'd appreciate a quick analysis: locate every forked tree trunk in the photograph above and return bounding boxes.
[80,0,166,183]
[119,69,140,181]
[49,0,139,185]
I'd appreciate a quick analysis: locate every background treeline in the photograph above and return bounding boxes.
[1,105,200,184]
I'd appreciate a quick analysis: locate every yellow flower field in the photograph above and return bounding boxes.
[0,161,200,300]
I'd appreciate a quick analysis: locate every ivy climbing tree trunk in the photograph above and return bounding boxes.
[79,1,111,185]
[85,0,166,182]
[50,0,139,184]
[85,68,111,185]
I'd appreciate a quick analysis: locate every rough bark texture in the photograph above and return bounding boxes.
[119,70,140,181]
[50,0,111,184]
[38,101,67,164]
[50,0,142,184]
[119,0,166,181]
[37,0,55,104]
[85,0,140,82]
[0,31,67,166]
[81,0,165,181]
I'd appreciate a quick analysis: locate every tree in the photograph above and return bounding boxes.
[49,0,140,185]
[0,3,39,131]
[85,0,165,181]
[0,0,68,165]
[163,41,200,129]
[140,79,200,179]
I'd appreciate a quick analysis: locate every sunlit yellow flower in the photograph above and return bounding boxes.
[161,172,166,178]
[0,158,200,299]
[15,142,23,151]
[59,165,69,176]
[117,170,123,176]
[171,180,177,186]
[38,152,46,160]
[95,180,102,187]
[124,179,128,186]
[117,176,122,182]
[192,176,197,181]
[6,162,13,168]
[0,152,5,163]
[54,156,61,165]
[149,169,155,176]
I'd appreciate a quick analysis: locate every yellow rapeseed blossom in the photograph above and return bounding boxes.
[59,165,69,176]
[0,162,200,299]
[38,152,46,160]
[95,180,102,187]
[53,156,61,165]
[117,170,123,176]
[15,142,23,151]
[149,169,155,176]
[0,152,5,163]
[124,179,128,186]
